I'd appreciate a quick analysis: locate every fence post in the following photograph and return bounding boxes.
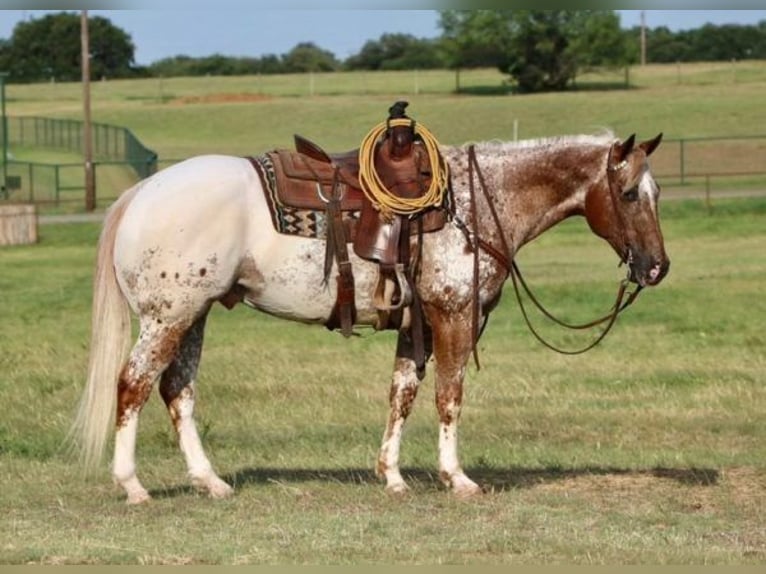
[28,162,34,202]
[679,139,686,185]
[54,164,60,207]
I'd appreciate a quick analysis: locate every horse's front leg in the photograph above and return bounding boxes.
[429,306,483,498]
[377,329,432,494]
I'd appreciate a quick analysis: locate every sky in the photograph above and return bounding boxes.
[0,9,765,66]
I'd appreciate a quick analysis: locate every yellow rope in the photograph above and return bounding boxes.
[358,118,449,218]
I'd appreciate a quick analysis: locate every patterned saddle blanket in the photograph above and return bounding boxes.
[249,152,361,241]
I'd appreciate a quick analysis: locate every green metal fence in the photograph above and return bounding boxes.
[6,116,157,179]
[3,160,138,209]
[655,135,766,186]
[0,116,157,208]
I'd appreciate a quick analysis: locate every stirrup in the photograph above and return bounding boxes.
[373,264,412,312]
[373,301,412,332]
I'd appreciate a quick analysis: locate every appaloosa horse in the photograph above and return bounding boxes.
[72,131,668,503]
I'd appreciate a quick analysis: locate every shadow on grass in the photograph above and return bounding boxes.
[456,85,514,96]
[569,82,637,92]
[455,83,635,96]
[149,465,719,499]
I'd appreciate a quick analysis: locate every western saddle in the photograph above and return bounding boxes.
[255,102,449,377]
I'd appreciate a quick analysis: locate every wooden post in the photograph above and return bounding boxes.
[0,204,38,246]
[82,10,96,212]
[640,11,647,66]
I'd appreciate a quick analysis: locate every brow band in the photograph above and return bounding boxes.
[607,159,628,173]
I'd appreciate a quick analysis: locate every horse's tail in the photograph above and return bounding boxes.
[70,185,140,471]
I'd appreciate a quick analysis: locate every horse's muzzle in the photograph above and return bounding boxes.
[630,256,670,287]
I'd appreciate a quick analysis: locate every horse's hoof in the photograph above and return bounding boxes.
[384,482,410,496]
[451,475,483,499]
[453,484,483,499]
[126,490,151,505]
[206,479,235,499]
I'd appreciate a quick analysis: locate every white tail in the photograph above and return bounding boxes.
[70,186,140,470]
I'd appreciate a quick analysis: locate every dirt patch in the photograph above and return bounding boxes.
[171,93,272,105]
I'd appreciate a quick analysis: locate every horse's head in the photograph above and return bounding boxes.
[584,133,670,287]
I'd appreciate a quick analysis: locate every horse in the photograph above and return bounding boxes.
[71,130,669,503]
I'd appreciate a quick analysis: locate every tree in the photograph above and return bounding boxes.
[568,11,630,69]
[503,11,579,93]
[438,10,510,70]
[438,10,631,93]
[5,12,136,82]
[281,42,339,73]
[689,23,765,61]
[644,26,693,62]
[345,33,443,70]
[0,39,11,73]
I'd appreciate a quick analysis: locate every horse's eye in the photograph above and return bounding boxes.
[623,186,639,202]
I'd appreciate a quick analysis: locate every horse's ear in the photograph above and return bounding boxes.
[611,133,635,164]
[639,132,663,157]
[620,134,636,155]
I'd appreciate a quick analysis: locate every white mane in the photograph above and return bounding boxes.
[458,130,617,154]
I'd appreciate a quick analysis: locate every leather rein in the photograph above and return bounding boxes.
[456,144,643,363]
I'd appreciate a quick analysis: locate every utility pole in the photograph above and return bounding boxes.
[0,72,8,199]
[640,11,647,67]
[81,10,96,211]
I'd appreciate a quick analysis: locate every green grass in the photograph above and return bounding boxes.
[1,64,765,563]
[0,196,764,564]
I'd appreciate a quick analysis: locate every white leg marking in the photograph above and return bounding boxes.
[113,410,150,504]
[378,358,420,494]
[438,401,481,498]
[173,385,233,499]
[379,417,408,494]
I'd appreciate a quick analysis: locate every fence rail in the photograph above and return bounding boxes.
[1,122,764,211]
[654,135,766,187]
[3,160,138,209]
[5,116,157,180]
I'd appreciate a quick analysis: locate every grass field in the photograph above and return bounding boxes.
[5,63,766,212]
[1,64,765,564]
[10,64,766,155]
[1,197,764,564]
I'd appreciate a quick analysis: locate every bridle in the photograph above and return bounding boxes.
[605,143,636,271]
[456,143,644,363]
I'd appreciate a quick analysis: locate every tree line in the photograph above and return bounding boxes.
[1,11,765,93]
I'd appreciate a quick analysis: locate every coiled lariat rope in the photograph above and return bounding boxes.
[358,118,450,218]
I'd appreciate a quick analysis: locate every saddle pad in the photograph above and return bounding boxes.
[249,154,360,240]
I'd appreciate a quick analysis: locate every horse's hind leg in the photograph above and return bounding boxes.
[377,328,432,494]
[159,313,233,499]
[113,319,190,504]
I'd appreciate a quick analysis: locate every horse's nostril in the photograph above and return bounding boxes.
[649,259,670,284]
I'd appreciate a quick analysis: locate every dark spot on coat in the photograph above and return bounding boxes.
[199,268,207,277]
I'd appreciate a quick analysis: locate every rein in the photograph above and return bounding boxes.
[460,144,643,360]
